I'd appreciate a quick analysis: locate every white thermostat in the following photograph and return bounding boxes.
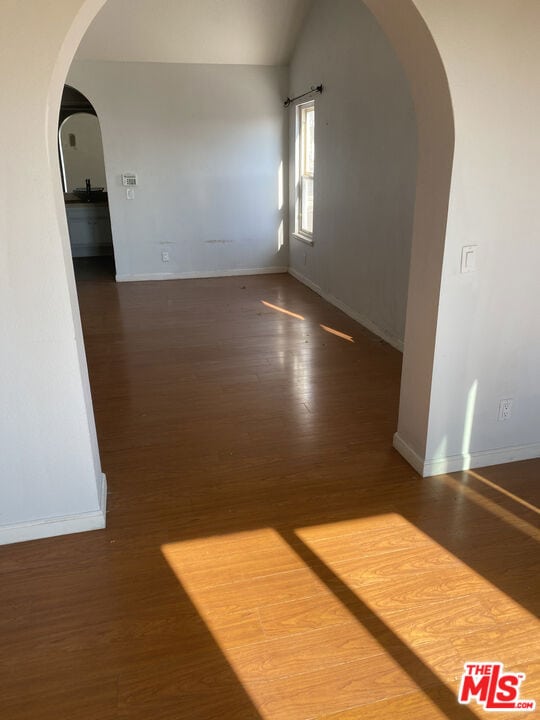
[122,173,138,187]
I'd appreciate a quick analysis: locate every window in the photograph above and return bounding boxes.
[295,101,315,240]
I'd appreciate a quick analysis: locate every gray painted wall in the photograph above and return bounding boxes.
[288,0,417,349]
[68,61,289,280]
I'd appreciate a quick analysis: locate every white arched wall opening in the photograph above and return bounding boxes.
[362,0,454,473]
[0,0,109,545]
[59,86,119,268]
[59,111,106,194]
[0,0,454,545]
[2,1,538,543]
[388,0,540,476]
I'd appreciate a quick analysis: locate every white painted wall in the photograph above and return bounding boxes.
[288,0,417,350]
[411,0,540,474]
[0,0,107,544]
[60,112,107,192]
[68,61,289,281]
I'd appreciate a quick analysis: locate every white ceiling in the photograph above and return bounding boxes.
[75,0,313,66]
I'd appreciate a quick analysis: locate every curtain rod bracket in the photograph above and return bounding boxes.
[284,84,323,108]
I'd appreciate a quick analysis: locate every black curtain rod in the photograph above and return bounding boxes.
[283,84,323,108]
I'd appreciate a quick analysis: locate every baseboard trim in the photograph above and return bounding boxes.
[423,442,540,477]
[393,433,425,475]
[394,433,540,478]
[288,267,404,352]
[0,474,108,546]
[116,267,288,282]
[97,472,108,516]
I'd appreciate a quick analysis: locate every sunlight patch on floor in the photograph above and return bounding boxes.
[442,473,540,542]
[261,301,304,321]
[320,324,354,342]
[297,514,539,711]
[160,509,540,719]
[162,523,428,719]
[465,469,540,517]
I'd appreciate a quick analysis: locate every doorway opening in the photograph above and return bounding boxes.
[44,0,455,527]
[59,85,116,281]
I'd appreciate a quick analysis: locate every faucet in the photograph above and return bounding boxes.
[85,178,91,202]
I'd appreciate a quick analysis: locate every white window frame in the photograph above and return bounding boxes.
[294,100,315,244]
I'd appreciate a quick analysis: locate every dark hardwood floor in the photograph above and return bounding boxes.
[1,260,538,719]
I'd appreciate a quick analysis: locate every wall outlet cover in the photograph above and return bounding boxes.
[498,398,513,421]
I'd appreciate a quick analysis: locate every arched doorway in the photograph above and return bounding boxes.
[0,0,455,543]
[46,0,453,488]
[59,86,116,279]
[361,0,455,470]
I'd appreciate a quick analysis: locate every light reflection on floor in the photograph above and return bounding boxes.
[465,470,540,517]
[442,474,540,542]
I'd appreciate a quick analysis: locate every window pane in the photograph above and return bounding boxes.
[304,107,315,176]
[296,101,315,237]
[301,176,313,234]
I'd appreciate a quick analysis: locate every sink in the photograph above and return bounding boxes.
[71,188,108,203]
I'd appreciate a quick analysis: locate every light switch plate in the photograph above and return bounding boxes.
[461,245,478,273]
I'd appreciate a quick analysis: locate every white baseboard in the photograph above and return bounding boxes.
[97,471,108,514]
[393,433,425,475]
[288,267,404,352]
[394,433,540,478]
[0,474,107,546]
[116,267,288,282]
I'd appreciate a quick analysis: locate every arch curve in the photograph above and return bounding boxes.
[59,84,97,125]
[362,0,455,461]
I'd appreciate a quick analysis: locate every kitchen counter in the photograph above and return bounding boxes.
[64,192,108,205]
[65,202,113,257]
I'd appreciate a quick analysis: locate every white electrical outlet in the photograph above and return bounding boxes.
[498,398,513,421]
[161,251,170,263]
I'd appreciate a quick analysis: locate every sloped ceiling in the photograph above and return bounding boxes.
[75,0,313,66]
